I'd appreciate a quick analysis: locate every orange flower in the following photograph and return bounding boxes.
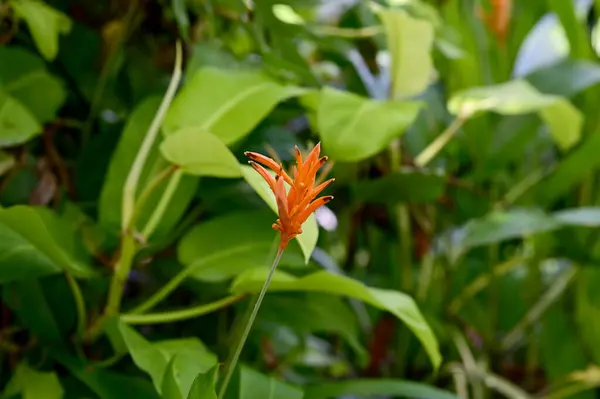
[245,143,334,250]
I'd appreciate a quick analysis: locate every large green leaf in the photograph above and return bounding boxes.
[259,293,368,365]
[304,379,459,399]
[0,90,41,147]
[50,349,160,399]
[526,60,600,97]
[11,0,72,61]
[177,210,305,282]
[448,80,583,150]
[163,67,305,145]
[119,322,217,396]
[575,267,600,365]
[239,366,303,399]
[231,269,442,370]
[376,7,435,99]
[0,205,94,279]
[186,366,219,399]
[160,127,242,177]
[317,87,422,162]
[353,167,446,205]
[457,208,561,253]
[240,164,319,263]
[3,279,62,342]
[2,362,63,399]
[0,47,66,123]
[99,96,162,232]
[99,97,198,241]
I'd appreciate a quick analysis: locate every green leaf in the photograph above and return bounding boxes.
[455,208,562,255]
[119,322,218,396]
[99,96,162,232]
[536,131,600,205]
[0,149,15,176]
[0,47,67,123]
[526,60,600,97]
[304,379,459,399]
[171,0,190,40]
[3,362,63,399]
[187,366,219,399]
[448,80,583,150]
[3,279,62,341]
[177,210,305,282]
[240,165,319,263]
[231,269,442,370]
[50,349,161,399]
[163,67,306,145]
[0,90,41,147]
[553,207,600,227]
[259,293,368,366]
[160,127,242,177]
[239,366,303,399]
[100,97,197,241]
[162,358,184,399]
[575,267,600,365]
[317,87,422,162]
[353,167,446,205]
[11,0,72,61]
[375,7,435,98]
[0,205,94,279]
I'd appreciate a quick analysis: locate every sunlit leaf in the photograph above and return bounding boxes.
[3,362,63,399]
[0,90,41,147]
[0,47,66,123]
[317,87,422,162]
[187,366,219,399]
[163,67,306,145]
[119,322,218,396]
[160,127,242,177]
[376,7,435,98]
[11,0,72,61]
[448,80,583,150]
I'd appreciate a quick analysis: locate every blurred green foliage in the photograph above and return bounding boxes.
[2,0,600,398]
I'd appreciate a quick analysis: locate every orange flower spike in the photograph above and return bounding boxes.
[244,151,293,185]
[245,143,334,250]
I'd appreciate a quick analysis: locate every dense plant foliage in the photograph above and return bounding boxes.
[2,0,600,398]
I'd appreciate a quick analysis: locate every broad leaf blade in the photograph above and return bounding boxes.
[231,270,441,370]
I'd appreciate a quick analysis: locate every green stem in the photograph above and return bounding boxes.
[218,248,284,399]
[120,295,245,325]
[141,168,183,240]
[121,41,182,230]
[130,165,175,226]
[397,204,413,292]
[65,273,86,339]
[415,116,468,167]
[104,234,138,316]
[129,242,259,314]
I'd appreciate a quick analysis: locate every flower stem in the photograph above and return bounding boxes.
[121,295,245,325]
[217,247,284,399]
